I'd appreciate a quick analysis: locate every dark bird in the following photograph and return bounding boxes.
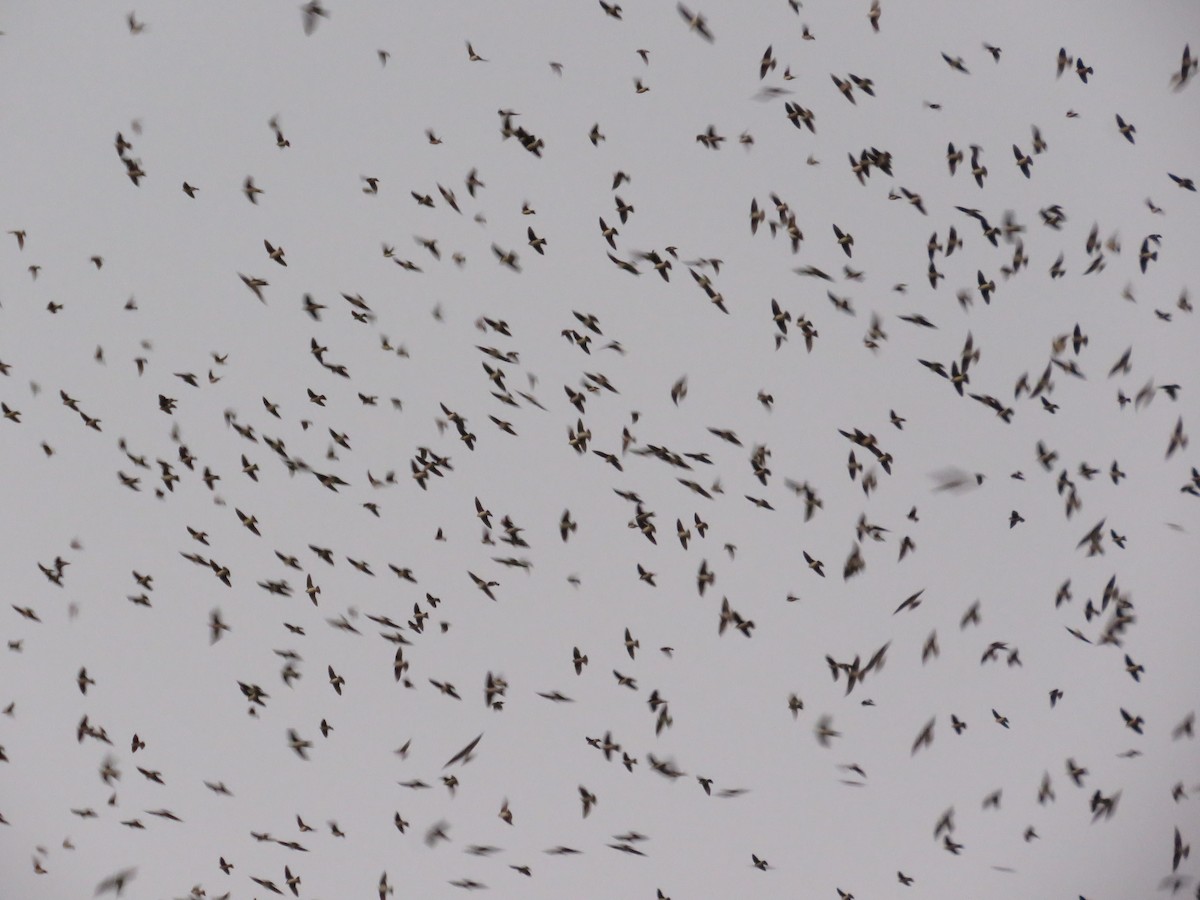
[1013,144,1033,178]
[1115,114,1136,144]
[444,733,484,767]
[1174,827,1190,871]
[301,1,329,35]
[911,717,936,754]
[95,868,138,896]
[677,4,714,41]
[287,729,313,759]
[1120,708,1145,734]
[941,52,969,73]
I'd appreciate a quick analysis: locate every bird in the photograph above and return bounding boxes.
[832,224,854,257]
[242,176,263,203]
[1013,144,1033,177]
[623,627,640,658]
[1174,827,1190,871]
[815,715,840,746]
[677,4,714,41]
[1115,114,1136,144]
[287,729,313,759]
[440,732,483,768]
[95,868,138,896]
[941,52,969,73]
[301,1,329,34]
[911,717,936,754]
[1120,708,1145,734]
[263,240,287,265]
[579,785,597,817]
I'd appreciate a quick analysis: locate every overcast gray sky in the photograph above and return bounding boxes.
[2,2,1199,898]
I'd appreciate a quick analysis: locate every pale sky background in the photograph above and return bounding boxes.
[1,2,1199,898]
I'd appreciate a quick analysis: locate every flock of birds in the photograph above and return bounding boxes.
[1,2,1198,898]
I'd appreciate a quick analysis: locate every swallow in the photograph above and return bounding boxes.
[1013,145,1033,177]
[613,669,637,689]
[944,142,964,177]
[677,4,714,41]
[287,729,312,759]
[624,627,640,658]
[1173,827,1190,872]
[942,52,969,73]
[900,187,926,214]
[301,1,329,35]
[560,510,577,542]
[243,176,263,203]
[814,715,840,746]
[239,273,268,302]
[849,73,875,96]
[833,224,854,257]
[208,609,229,644]
[893,589,924,613]
[608,252,639,274]
[251,876,285,894]
[235,509,261,535]
[260,239,289,267]
[911,717,935,754]
[527,227,547,254]
[695,124,724,148]
[579,785,597,817]
[95,868,138,896]
[831,74,856,104]
[759,44,775,79]
[1115,114,1136,144]
[1139,237,1158,273]
[1120,708,1145,734]
[443,732,483,767]
[1123,654,1144,681]
[1166,417,1188,458]
[1171,43,1196,89]
[977,270,996,303]
[428,679,462,699]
